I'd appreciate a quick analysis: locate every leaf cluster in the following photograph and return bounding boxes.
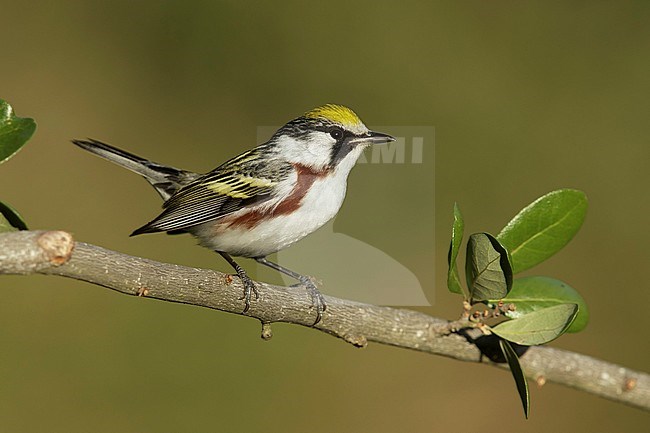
[447,189,588,417]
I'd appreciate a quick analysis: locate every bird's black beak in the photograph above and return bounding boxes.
[359,131,395,145]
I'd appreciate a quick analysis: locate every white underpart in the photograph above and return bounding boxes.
[190,143,367,257]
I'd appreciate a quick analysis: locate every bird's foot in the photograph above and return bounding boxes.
[300,277,327,325]
[218,251,260,313]
[237,271,259,313]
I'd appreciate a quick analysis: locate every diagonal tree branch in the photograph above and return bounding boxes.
[1,230,648,411]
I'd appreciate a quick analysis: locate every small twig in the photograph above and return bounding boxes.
[1,230,648,411]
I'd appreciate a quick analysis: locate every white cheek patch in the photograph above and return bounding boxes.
[305,132,336,167]
[275,133,333,170]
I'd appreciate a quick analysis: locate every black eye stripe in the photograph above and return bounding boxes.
[329,127,343,140]
[312,125,354,141]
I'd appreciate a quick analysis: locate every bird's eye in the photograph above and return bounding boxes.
[329,128,343,140]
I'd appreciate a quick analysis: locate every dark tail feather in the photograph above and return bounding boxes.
[72,138,151,170]
[72,139,198,200]
[130,224,160,236]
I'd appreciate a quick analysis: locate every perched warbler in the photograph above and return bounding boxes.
[73,104,394,324]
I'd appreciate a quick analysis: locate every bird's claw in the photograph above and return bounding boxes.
[301,277,327,325]
[238,273,259,313]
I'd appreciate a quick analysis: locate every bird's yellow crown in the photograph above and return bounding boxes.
[305,104,363,130]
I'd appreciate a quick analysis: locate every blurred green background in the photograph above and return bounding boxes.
[1,1,649,432]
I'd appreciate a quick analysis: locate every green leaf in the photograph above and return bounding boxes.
[447,203,467,297]
[491,276,588,333]
[497,189,587,273]
[0,200,28,232]
[0,99,36,164]
[491,303,578,345]
[465,233,513,303]
[499,339,530,419]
